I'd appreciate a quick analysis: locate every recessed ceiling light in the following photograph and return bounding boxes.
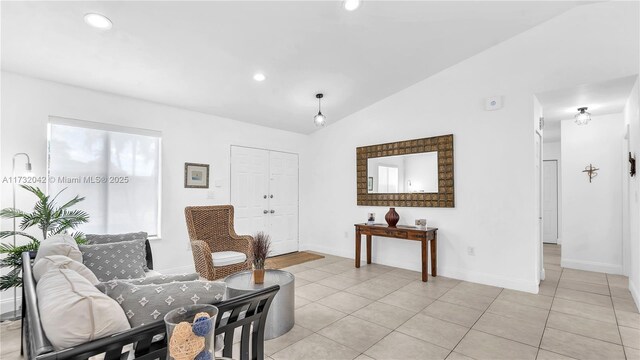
[253,73,266,82]
[344,0,361,11]
[84,13,112,30]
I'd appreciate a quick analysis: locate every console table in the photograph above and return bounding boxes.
[354,224,438,282]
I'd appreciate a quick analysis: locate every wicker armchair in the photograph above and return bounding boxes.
[184,205,253,280]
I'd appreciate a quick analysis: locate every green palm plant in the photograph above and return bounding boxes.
[0,185,89,290]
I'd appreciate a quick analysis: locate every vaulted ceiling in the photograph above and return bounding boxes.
[2,1,588,133]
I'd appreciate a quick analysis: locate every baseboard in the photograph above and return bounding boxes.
[630,280,640,312]
[561,258,623,274]
[305,244,539,294]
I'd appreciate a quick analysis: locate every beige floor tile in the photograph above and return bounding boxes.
[498,289,553,310]
[609,286,634,300]
[445,352,475,360]
[271,333,359,360]
[554,287,613,308]
[339,269,384,282]
[317,274,363,290]
[473,312,545,347]
[366,274,414,290]
[378,289,435,312]
[281,264,312,274]
[616,309,640,329]
[422,300,483,327]
[454,329,538,360]
[364,331,450,360]
[264,325,314,356]
[294,303,347,331]
[540,328,625,360]
[626,346,640,360]
[453,281,503,298]
[385,268,424,281]
[352,301,417,330]
[318,316,392,353]
[427,275,462,288]
[535,349,577,360]
[354,354,375,360]
[545,311,621,344]
[619,326,640,349]
[486,299,550,326]
[345,280,396,300]
[439,288,496,311]
[397,313,469,350]
[317,291,374,314]
[302,257,343,269]
[0,351,22,360]
[557,278,610,296]
[1,321,22,356]
[612,296,639,313]
[294,268,334,282]
[295,295,312,309]
[294,278,311,288]
[400,281,452,299]
[560,269,608,286]
[551,298,616,324]
[544,263,563,272]
[295,283,339,301]
[539,282,558,296]
[606,274,629,288]
[545,269,561,282]
[315,262,354,274]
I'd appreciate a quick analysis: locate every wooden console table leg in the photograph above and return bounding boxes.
[431,232,438,277]
[355,230,361,268]
[421,239,428,282]
[366,234,372,264]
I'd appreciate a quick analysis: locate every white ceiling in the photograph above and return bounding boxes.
[2,1,588,133]
[536,75,639,123]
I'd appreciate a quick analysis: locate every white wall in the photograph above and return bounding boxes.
[624,78,640,309]
[300,1,639,293]
[0,72,308,313]
[560,114,625,274]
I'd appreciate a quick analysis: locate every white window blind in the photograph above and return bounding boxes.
[47,117,162,237]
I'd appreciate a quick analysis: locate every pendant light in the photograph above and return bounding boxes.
[314,93,326,127]
[574,107,591,125]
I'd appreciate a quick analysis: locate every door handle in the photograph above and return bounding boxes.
[263,210,268,214]
[263,195,267,199]
[270,210,275,214]
[270,195,274,199]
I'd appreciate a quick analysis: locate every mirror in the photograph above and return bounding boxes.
[356,134,454,208]
[367,152,438,193]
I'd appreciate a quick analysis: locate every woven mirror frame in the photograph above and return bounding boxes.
[356,134,454,208]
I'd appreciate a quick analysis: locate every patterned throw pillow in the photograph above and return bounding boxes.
[95,273,201,293]
[99,280,226,327]
[85,232,148,244]
[79,239,147,282]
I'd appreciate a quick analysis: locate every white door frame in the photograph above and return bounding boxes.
[229,145,300,255]
[543,159,559,244]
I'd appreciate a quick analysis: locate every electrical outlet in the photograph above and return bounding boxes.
[467,246,475,256]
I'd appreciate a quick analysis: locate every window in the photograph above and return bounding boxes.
[47,117,162,237]
[377,165,399,193]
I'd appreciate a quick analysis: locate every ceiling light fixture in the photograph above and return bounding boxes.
[84,13,113,30]
[574,107,591,125]
[344,0,361,11]
[313,93,326,127]
[253,73,266,82]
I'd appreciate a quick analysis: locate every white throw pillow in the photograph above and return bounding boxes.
[34,234,82,264]
[36,268,130,350]
[33,255,99,285]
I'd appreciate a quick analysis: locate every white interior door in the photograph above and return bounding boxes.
[231,146,269,235]
[268,151,299,256]
[231,146,299,257]
[543,160,559,244]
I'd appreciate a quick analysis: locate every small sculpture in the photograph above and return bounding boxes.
[582,164,600,183]
[630,152,636,177]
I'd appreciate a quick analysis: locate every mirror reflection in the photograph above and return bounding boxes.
[367,152,438,193]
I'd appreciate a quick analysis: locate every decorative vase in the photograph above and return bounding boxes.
[164,304,218,360]
[254,268,265,284]
[385,207,400,227]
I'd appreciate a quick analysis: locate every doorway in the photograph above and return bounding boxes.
[543,160,559,244]
[230,146,299,256]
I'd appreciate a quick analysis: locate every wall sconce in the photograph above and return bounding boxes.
[630,152,636,177]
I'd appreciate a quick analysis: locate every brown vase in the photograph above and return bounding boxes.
[385,207,400,227]
[254,269,265,284]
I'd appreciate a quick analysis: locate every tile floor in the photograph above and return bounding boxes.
[1,245,638,360]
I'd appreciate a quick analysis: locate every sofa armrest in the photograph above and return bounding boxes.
[190,240,215,280]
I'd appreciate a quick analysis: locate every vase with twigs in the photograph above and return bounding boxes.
[251,232,271,284]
